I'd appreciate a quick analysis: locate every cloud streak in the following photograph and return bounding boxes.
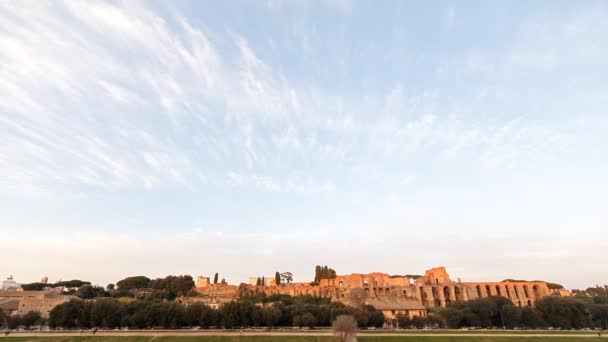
[0,1,606,287]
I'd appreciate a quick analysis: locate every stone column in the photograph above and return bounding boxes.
[480,285,488,297]
[436,287,446,307]
[448,286,456,302]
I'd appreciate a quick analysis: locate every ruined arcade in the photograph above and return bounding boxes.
[196,266,560,312]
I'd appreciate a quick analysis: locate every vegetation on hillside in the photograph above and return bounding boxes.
[313,266,337,284]
[21,280,92,291]
[419,296,608,330]
[27,295,386,330]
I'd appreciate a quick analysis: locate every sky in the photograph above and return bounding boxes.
[1,0,607,290]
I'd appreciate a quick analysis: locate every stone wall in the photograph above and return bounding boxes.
[194,266,564,309]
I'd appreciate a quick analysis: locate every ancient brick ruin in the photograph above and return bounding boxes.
[196,266,560,309]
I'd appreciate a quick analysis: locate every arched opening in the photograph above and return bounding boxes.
[432,287,441,306]
[533,285,540,298]
[523,285,530,298]
[377,288,384,295]
[504,285,511,299]
[518,300,522,307]
[527,300,532,307]
[364,288,371,296]
[486,285,492,296]
[495,285,502,296]
[443,286,451,304]
[476,285,482,298]
[514,286,521,299]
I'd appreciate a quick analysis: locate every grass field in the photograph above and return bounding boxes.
[1,336,606,342]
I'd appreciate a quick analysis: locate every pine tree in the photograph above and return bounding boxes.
[214,273,219,284]
[262,276,265,286]
[275,272,281,286]
[256,277,261,286]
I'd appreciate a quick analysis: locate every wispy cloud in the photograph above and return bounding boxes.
[0,1,606,287]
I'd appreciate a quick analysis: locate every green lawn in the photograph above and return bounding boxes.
[1,337,605,342]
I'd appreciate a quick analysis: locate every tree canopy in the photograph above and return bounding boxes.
[314,265,337,283]
[116,276,151,290]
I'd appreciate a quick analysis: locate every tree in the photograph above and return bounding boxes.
[214,273,219,284]
[281,272,293,284]
[90,298,122,328]
[535,296,590,329]
[411,315,427,329]
[594,296,608,305]
[262,276,265,287]
[49,300,91,329]
[21,311,42,328]
[0,310,7,328]
[54,280,91,288]
[116,276,151,290]
[314,265,322,283]
[367,309,385,328]
[589,304,608,330]
[20,282,49,291]
[256,277,261,286]
[520,307,545,328]
[439,307,464,328]
[332,315,357,342]
[301,312,317,328]
[149,275,195,297]
[314,265,337,284]
[76,284,107,299]
[262,306,281,328]
[275,272,281,286]
[107,283,115,291]
[7,315,21,330]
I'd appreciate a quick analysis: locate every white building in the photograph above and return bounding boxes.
[1,276,21,291]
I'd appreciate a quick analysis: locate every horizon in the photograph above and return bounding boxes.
[1,0,607,291]
[0,263,598,291]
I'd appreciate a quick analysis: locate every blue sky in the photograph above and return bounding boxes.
[1,0,607,289]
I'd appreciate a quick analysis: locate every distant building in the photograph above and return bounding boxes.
[365,298,427,322]
[0,289,75,318]
[248,277,275,286]
[1,276,21,291]
[0,298,20,316]
[196,276,210,288]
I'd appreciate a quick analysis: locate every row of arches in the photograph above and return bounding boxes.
[474,284,541,301]
[420,285,467,307]
[471,283,545,307]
